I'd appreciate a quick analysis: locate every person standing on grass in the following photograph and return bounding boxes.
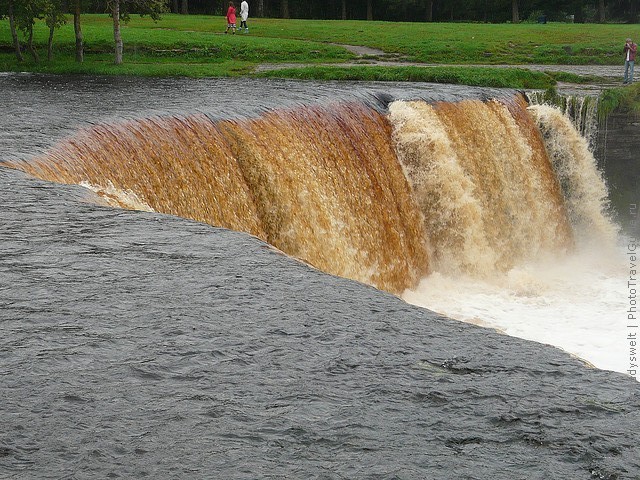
[239,0,249,33]
[225,1,237,34]
[623,37,637,84]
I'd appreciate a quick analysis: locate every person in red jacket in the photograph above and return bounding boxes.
[623,37,637,84]
[225,2,237,35]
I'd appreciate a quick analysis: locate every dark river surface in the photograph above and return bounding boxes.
[1,74,639,479]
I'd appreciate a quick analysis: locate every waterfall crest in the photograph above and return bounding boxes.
[7,94,617,293]
[8,104,429,294]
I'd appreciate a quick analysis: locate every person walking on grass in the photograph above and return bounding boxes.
[623,37,637,84]
[225,1,237,35]
[239,0,249,33]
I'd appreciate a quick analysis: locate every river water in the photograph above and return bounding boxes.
[1,74,639,479]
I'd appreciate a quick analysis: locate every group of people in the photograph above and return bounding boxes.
[225,1,249,34]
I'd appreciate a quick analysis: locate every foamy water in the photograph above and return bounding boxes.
[399,100,635,380]
[403,239,634,379]
[80,181,156,212]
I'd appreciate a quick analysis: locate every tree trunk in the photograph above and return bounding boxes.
[366,0,372,20]
[598,0,605,22]
[172,0,179,13]
[111,0,123,65]
[341,0,346,20]
[48,24,55,61]
[630,1,638,23]
[427,0,433,22]
[26,26,39,63]
[511,0,519,23]
[281,0,289,18]
[181,0,188,15]
[8,0,23,62]
[257,0,264,17]
[574,0,584,23]
[74,0,84,63]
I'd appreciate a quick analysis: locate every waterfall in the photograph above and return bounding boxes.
[528,104,618,246]
[6,94,617,294]
[526,91,599,148]
[389,96,573,276]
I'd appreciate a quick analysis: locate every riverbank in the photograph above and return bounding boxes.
[1,15,638,91]
[256,57,626,94]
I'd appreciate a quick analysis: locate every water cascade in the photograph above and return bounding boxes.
[526,91,599,147]
[7,93,613,294]
[528,104,618,245]
[389,96,573,276]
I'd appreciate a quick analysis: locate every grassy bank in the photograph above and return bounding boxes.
[258,65,559,89]
[0,15,637,86]
[597,82,640,117]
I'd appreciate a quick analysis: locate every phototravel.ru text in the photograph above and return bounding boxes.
[628,203,638,378]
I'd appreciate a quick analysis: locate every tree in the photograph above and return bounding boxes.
[14,0,46,62]
[1,0,64,62]
[1,0,24,61]
[73,0,83,62]
[107,0,168,65]
[572,0,584,22]
[598,0,605,22]
[281,0,289,18]
[511,0,519,22]
[44,0,66,61]
[109,0,123,64]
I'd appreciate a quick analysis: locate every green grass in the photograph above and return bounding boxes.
[0,53,257,76]
[0,14,636,86]
[543,70,607,84]
[597,82,640,118]
[249,19,632,65]
[258,65,557,89]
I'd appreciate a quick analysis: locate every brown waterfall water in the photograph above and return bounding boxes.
[8,103,429,294]
[390,96,573,276]
[7,95,577,293]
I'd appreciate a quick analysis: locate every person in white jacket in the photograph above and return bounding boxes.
[239,1,249,33]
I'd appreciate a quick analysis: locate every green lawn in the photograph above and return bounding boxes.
[240,18,633,65]
[0,14,637,86]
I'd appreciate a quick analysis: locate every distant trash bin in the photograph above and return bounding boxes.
[537,15,547,24]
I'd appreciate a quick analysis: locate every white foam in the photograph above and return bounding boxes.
[80,181,155,212]
[403,240,635,379]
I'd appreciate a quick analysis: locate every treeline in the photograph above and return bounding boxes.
[153,0,637,23]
